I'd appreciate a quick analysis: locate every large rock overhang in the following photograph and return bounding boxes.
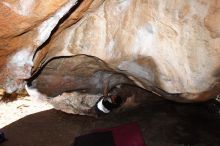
[0,0,220,103]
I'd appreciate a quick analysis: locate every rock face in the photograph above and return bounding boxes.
[0,0,94,92]
[0,0,220,111]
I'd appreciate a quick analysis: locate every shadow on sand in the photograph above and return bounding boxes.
[1,100,220,146]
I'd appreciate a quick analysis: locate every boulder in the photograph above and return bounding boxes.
[0,0,220,108]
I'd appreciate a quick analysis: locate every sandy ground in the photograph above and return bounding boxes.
[1,98,220,146]
[0,90,53,128]
[1,88,220,146]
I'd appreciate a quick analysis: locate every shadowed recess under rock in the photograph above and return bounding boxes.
[26,54,173,116]
[28,55,135,97]
[25,54,220,116]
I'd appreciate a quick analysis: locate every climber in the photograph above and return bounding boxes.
[95,78,123,114]
[96,94,122,114]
